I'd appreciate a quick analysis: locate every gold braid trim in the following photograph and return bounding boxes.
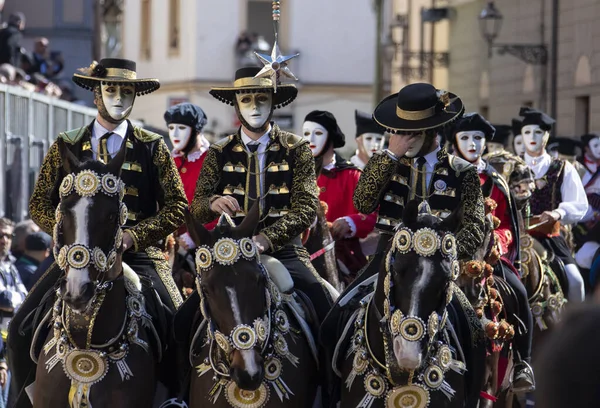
[29,141,62,234]
[456,167,486,259]
[353,152,397,214]
[145,247,183,308]
[127,140,187,249]
[190,147,222,223]
[261,142,319,251]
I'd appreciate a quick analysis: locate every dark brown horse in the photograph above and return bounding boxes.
[32,139,159,408]
[182,205,319,408]
[338,201,485,408]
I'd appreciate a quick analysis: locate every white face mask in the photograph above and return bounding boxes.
[101,84,135,121]
[521,124,548,155]
[588,138,600,160]
[302,121,329,157]
[456,131,485,163]
[513,135,525,156]
[235,92,273,129]
[361,133,386,157]
[404,132,426,158]
[168,123,193,152]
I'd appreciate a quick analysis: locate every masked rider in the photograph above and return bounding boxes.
[350,110,386,170]
[11,58,187,404]
[190,67,332,323]
[450,112,535,392]
[519,107,588,302]
[302,110,376,281]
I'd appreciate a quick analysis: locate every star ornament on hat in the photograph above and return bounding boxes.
[373,83,464,134]
[72,58,160,96]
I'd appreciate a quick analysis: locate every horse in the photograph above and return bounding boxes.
[455,179,520,408]
[303,201,344,293]
[31,138,161,408]
[336,200,485,408]
[181,204,320,408]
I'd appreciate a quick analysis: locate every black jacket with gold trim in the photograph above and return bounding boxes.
[353,148,485,259]
[29,121,187,251]
[190,124,319,252]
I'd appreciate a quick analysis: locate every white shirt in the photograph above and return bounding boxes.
[240,126,271,196]
[323,155,336,171]
[91,120,128,160]
[524,152,588,224]
[413,146,441,187]
[350,153,367,170]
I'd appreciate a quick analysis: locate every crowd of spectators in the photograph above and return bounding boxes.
[0,11,68,100]
[0,217,50,407]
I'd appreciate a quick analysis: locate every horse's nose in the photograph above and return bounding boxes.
[230,350,264,390]
[393,336,422,370]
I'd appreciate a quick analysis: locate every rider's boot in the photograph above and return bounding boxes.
[513,358,536,393]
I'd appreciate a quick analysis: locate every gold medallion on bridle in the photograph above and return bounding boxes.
[63,350,108,384]
[386,384,430,408]
[225,381,270,408]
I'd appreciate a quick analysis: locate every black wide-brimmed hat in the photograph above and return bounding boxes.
[304,110,345,148]
[210,67,297,109]
[548,137,580,157]
[73,58,160,96]
[512,118,523,136]
[355,110,384,138]
[164,103,208,132]
[491,124,512,147]
[373,83,464,133]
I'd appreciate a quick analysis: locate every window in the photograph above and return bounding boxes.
[575,96,590,135]
[140,0,152,60]
[169,0,180,55]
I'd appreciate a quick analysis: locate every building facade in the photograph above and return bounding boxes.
[447,0,599,136]
[123,0,383,156]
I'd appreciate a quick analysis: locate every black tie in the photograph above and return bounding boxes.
[247,143,260,209]
[413,157,427,202]
[98,132,113,164]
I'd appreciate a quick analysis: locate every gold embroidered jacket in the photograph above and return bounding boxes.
[29,121,187,251]
[190,124,319,252]
[353,149,485,258]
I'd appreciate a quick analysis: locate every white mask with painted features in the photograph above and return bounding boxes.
[521,124,549,155]
[302,121,329,157]
[235,92,273,129]
[101,84,135,121]
[361,133,386,157]
[456,131,485,163]
[588,138,600,160]
[513,134,525,156]
[404,132,426,158]
[168,123,193,152]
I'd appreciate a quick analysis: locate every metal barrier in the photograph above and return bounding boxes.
[0,84,97,222]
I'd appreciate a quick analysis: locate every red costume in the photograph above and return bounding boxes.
[479,172,514,256]
[319,158,377,239]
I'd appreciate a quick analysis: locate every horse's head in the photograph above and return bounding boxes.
[509,162,536,211]
[185,204,267,390]
[383,200,461,370]
[54,138,128,312]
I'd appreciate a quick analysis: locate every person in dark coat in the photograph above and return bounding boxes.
[14,232,51,291]
[0,12,25,67]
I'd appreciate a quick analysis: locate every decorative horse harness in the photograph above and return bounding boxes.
[36,169,159,408]
[341,226,466,408]
[192,217,307,408]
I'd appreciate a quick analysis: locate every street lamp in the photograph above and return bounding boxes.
[478,1,547,65]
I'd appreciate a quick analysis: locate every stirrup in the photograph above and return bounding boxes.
[512,361,536,394]
[158,398,188,408]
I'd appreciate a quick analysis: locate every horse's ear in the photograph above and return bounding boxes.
[481,176,494,199]
[184,209,212,246]
[57,138,80,174]
[402,200,419,227]
[233,201,260,239]
[107,135,128,176]
[440,205,463,233]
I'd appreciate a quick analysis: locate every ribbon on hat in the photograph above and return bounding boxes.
[396,89,456,121]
